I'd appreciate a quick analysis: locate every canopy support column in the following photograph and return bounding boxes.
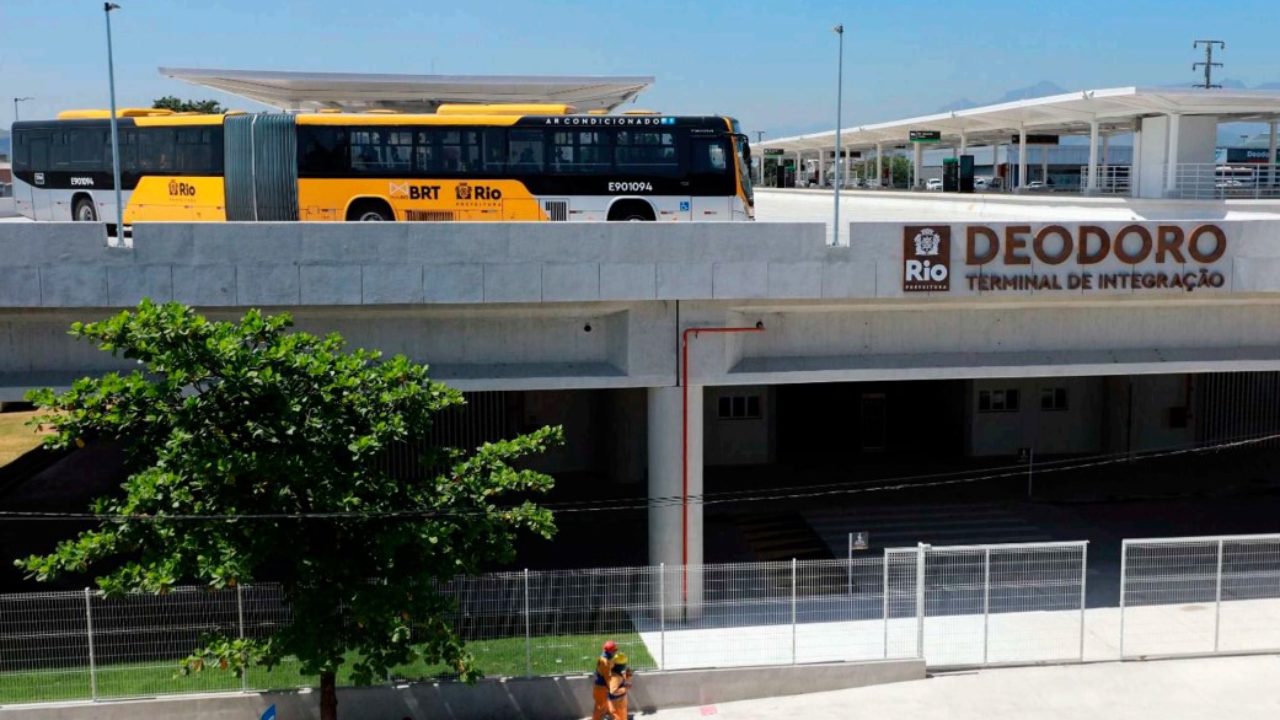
[1164,113,1181,197]
[1086,119,1100,194]
[1017,126,1028,191]
[1268,120,1278,190]
[912,141,923,190]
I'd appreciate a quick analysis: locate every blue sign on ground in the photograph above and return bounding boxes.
[261,705,277,720]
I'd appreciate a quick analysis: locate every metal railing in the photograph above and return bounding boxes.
[1119,533,1280,659]
[1170,163,1280,199]
[0,541,1089,706]
[7,533,1280,706]
[1076,164,1133,195]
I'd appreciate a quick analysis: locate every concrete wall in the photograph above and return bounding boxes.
[3,220,1280,399]
[968,377,1104,456]
[704,385,775,466]
[0,659,924,720]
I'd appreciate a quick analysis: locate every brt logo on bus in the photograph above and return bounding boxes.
[903,225,951,292]
[167,180,197,197]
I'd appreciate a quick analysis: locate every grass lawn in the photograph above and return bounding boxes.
[0,410,45,466]
[0,632,654,705]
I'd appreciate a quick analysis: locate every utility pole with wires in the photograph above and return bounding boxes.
[1192,40,1225,89]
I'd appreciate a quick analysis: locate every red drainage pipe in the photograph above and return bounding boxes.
[679,324,765,604]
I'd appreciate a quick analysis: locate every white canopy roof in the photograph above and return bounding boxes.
[761,87,1280,152]
[159,67,654,113]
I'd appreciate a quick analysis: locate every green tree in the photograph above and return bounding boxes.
[152,95,224,113]
[18,301,559,720]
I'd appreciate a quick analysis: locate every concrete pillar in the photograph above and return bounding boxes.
[1131,129,1143,198]
[1086,119,1100,194]
[912,141,923,190]
[1101,133,1110,189]
[1040,145,1049,185]
[818,150,828,188]
[959,133,968,157]
[1268,121,1278,189]
[876,143,884,187]
[1017,126,1028,191]
[648,386,703,615]
[1165,113,1181,195]
[844,149,852,188]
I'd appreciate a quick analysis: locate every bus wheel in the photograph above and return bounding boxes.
[347,200,394,222]
[73,196,98,222]
[608,200,655,222]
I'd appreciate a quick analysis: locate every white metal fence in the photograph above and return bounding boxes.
[1171,163,1280,199]
[5,534,1280,706]
[1076,164,1133,194]
[1120,534,1280,659]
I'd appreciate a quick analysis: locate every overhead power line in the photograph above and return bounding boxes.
[0,431,1276,522]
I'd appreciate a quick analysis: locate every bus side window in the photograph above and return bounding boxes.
[299,126,348,175]
[414,130,437,173]
[50,131,71,170]
[70,128,104,171]
[481,129,505,174]
[508,129,544,172]
[176,128,214,174]
[691,138,729,174]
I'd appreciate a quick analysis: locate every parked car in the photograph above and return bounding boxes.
[974,177,990,190]
[925,178,944,191]
[1027,180,1046,190]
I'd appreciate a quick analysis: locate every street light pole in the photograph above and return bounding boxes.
[104,3,125,240]
[13,97,34,122]
[832,24,844,245]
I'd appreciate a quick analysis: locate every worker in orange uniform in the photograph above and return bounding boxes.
[591,640,619,720]
[606,651,634,720]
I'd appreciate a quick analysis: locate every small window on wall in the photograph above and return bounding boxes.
[717,394,762,420]
[978,389,1020,413]
[1040,387,1068,411]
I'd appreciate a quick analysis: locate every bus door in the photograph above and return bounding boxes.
[26,133,53,220]
[689,136,733,220]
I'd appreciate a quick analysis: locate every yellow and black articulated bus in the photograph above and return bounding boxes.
[11,104,754,224]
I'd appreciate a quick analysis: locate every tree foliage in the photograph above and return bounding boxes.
[18,301,559,717]
[152,96,224,114]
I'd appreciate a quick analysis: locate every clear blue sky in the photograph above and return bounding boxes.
[2,0,1275,137]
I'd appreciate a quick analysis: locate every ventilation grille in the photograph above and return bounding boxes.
[543,200,568,222]
[405,210,457,222]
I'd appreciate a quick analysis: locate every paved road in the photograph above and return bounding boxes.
[636,654,1280,720]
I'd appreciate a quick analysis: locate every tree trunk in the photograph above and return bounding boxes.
[320,671,338,720]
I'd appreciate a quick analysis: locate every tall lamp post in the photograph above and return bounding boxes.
[832,24,844,245]
[104,3,125,240]
[13,97,34,122]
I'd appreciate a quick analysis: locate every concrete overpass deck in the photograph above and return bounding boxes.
[2,218,1278,581]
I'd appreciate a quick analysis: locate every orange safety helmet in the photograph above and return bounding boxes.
[602,640,618,654]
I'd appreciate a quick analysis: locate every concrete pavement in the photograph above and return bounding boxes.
[636,654,1280,720]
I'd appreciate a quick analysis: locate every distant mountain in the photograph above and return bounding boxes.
[934,81,1068,113]
[934,97,978,113]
